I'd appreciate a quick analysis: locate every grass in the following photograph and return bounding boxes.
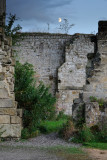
[83,142,107,150]
[46,145,84,154]
[45,146,91,160]
[38,119,67,134]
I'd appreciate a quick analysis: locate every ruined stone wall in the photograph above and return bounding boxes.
[57,34,94,114]
[14,33,94,115]
[0,0,22,139]
[14,33,72,94]
[72,21,107,128]
[84,21,107,127]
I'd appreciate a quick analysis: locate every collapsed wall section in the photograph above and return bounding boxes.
[57,34,94,114]
[84,21,107,127]
[72,21,107,128]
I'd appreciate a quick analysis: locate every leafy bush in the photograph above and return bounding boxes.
[72,124,107,143]
[59,119,76,140]
[21,128,30,139]
[15,61,56,137]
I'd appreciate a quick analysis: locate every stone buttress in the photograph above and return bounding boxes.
[0,0,22,139]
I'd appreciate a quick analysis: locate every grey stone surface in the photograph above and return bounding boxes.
[0,0,22,139]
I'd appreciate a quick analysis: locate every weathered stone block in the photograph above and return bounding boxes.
[0,81,5,88]
[57,90,81,115]
[0,99,15,108]
[0,124,21,138]
[85,102,101,127]
[0,115,10,124]
[11,116,21,124]
[0,88,9,98]
[0,108,16,115]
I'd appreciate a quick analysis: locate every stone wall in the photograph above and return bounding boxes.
[14,22,107,117]
[14,33,72,94]
[72,21,107,128]
[0,0,22,139]
[14,33,94,114]
[57,34,94,114]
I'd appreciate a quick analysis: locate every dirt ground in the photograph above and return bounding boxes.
[85,148,107,160]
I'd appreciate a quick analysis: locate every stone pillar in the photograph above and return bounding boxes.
[0,0,22,139]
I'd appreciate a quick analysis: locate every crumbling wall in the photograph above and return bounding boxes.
[72,21,107,127]
[57,34,94,114]
[0,0,22,139]
[14,33,94,115]
[14,33,72,94]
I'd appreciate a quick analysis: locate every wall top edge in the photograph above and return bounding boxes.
[16,32,95,37]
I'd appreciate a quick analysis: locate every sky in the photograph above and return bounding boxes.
[6,0,107,35]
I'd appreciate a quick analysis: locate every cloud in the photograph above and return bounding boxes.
[6,0,73,23]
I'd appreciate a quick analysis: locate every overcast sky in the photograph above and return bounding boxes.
[6,0,107,34]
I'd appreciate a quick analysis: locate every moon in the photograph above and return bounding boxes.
[58,18,62,22]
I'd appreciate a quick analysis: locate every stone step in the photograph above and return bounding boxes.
[0,99,15,108]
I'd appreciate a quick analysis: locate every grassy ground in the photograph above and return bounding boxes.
[45,146,92,160]
[83,142,107,150]
[38,119,67,134]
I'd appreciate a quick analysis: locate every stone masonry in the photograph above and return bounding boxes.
[1,0,107,138]
[72,21,107,127]
[57,34,94,114]
[0,0,22,139]
[14,33,94,114]
[14,33,72,95]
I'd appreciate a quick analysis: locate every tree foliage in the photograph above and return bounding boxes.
[5,13,22,45]
[14,62,56,130]
[59,18,74,34]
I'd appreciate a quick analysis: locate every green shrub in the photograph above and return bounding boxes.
[89,96,105,111]
[74,104,85,129]
[21,128,30,139]
[71,124,107,143]
[89,96,98,102]
[59,119,77,140]
[38,119,67,134]
[56,110,70,120]
[15,61,56,138]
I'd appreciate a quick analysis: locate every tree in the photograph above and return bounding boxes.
[59,18,74,34]
[14,61,56,129]
[5,13,22,44]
